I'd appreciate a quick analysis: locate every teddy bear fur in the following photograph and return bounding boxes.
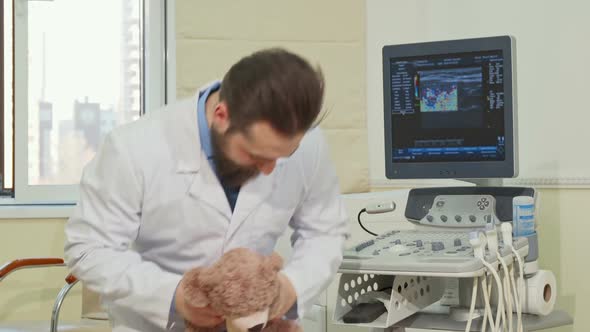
[180,247,303,332]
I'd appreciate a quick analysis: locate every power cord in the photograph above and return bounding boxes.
[464,276,479,332]
[357,209,378,236]
[502,222,524,332]
[470,231,502,332]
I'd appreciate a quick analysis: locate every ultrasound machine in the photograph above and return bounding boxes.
[332,36,573,332]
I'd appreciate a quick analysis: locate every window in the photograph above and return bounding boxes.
[1,0,173,204]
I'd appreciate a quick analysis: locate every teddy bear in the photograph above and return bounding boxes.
[179,247,303,332]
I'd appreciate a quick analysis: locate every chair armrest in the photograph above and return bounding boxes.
[52,273,81,332]
[0,258,65,281]
[65,273,78,284]
[0,258,84,332]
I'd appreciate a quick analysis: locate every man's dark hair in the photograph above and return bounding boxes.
[219,48,325,137]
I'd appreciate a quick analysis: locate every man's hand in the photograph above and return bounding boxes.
[175,281,224,327]
[269,273,298,320]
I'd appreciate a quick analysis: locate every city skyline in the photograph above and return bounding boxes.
[28,0,141,185]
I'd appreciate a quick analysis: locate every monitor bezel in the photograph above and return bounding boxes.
[382,35,518,180]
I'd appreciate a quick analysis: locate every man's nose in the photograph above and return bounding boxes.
[257,160,276,175]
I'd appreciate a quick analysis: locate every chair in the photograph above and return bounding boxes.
[0,258,110,332]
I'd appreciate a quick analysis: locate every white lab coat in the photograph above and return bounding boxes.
[64,84,349,332]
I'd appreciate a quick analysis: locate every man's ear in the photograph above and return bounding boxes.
[181,267,210,307]
[213,101,231,132]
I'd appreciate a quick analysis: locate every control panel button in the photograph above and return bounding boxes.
[477,203,485,210]
[455,215,462,222]
[432,242,445,251]
[469,215,477,223]
[415,240,423,247]
[440,215,448,222]
[454,239,462,247]
[390,244,407,252]
[355,239,375,252]
[426,215,434,222]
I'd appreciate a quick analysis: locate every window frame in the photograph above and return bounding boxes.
[1,0,15,196]
[0,0,5,192]
[1,0,175,208]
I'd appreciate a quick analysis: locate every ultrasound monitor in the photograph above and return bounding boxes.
[382,36,517,182]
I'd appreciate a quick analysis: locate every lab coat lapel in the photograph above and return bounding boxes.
[226,168,279,238]
[172,85,232,221]
[187,162,232,221]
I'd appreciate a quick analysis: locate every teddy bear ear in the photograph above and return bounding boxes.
[267,252,284,272]
[181,267,210,308]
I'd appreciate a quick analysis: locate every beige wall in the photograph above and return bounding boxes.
[175,0,369,193]
[532,189,586,332]
[0,2,586,332]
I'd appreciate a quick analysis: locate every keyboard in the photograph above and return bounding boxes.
[340,229,528,275]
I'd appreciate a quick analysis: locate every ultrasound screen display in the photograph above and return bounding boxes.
[388,50,506,163]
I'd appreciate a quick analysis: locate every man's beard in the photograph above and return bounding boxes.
[210,126,259,188]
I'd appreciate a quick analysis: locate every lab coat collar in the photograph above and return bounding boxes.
[173,82,215,174]
[178,82,227,218]
[182,81,281,223]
